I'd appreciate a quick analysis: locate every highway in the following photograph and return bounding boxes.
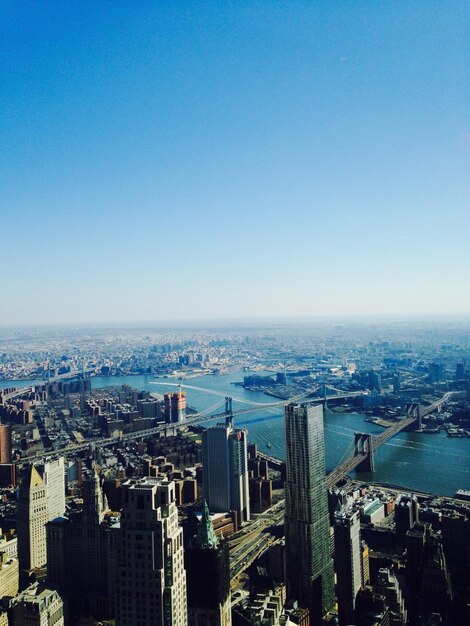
[229,501,285,581]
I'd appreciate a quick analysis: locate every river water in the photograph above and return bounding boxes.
[91,371,470,497]
[3,375,469,496]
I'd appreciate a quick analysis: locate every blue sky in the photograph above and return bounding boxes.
[1,1,469,325]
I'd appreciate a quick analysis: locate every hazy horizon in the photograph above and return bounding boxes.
[2,312,470,332]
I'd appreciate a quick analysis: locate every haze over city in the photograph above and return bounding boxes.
[2,1,469,325]
[2,4,470,625]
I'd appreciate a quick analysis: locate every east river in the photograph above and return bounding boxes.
[2,373,469,496]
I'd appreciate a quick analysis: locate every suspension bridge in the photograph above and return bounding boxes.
[325,391,454,488]
[6,374,453,488]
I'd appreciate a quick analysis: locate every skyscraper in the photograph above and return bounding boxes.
[43,458,66,521]
[164,392,186,423]
[47,468,114,620]
[334,509,362,626]
[284,403,335,624]
[185,501,231,626]
[116,477,187,626]
[0,424,12,464]
[202,418,250,527]
[17,465,48,578]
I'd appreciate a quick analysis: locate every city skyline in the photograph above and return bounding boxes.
[2,1,469,325]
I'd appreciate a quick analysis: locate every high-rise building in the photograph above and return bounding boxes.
[0,424,12,464]
[368,370,382,393]
[185,501,231,626]
[43,458,66,521]
[392,372,401,394]
[355,587,390,626]
[164,392,186,423]
[455,362,466,381]
[47,468,114,620]
[202,418,250,527]
[395,494,419,545]
[17,465,48,577]
[374,568,407,626]
[116,477,187,626]
[0,535,19,599]
[334,509,362,626]
[284,403,335,624]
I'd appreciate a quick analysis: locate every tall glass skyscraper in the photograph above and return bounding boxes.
[284,403,335,624]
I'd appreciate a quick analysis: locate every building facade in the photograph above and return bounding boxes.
[17,465,48,576]
[334,509,362,626]
[202,418,250,527]
[116,477,187,626]
[185,501,231,626]
[11,583,64,626]
[46,469,114,620]
[0,424,12,464]
[43,458,66,521]
[284,403,335,624]
[164,392,186,423]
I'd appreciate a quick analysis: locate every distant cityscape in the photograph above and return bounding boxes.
[0,321,468,624]
[3,0,467,623]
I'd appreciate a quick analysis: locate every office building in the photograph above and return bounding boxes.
[43,458,66,521]
[185,501,231,626]
[355,587,390,626]
[164,392,186,423]
[368,370,382,393]
[334,509,362,626]
[0,463,15,488]
[47,468,114,620]
[0,539,19,599]
[393,372,401,394]
[202,418,250,527]
[0,424,12,464]
[116,477,187,626]
[17,465,48,577]
[11,583,64,626]
[267,539,286,583]
[395,494,419,545]
[455,362,466,380]
[284,403,335,624]
[374,568,407,626]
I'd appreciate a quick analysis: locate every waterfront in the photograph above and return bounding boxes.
[2,375,468,496]
[92,372,470,497]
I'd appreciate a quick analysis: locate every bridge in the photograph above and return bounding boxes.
[12,385,367,465]
[0,368,96,403]
[10,376,453,488]
[325,392,455,489]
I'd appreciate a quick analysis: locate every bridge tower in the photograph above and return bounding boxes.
[225,396,233,428]
[415,405,422,430]
[405,402,422,431]
[354,433,375,472]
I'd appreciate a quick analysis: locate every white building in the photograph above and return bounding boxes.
[17,465,48,573]
[43,458,66,521]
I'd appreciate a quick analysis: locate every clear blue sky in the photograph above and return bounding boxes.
[1,1,469,325]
